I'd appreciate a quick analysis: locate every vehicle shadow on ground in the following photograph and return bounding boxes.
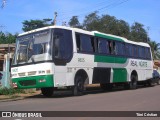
[25,84,156,99]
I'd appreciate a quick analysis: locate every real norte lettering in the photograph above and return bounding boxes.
[131,60,147,67]
[139,61,147,67]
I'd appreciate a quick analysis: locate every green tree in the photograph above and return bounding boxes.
[0,31,6,44]
[116,20,130,38]
[99,15,120,35]
[129,22,148,42]
[82,13,130,39]
[68,16,82,28]
[22,19,52,32]
[0,31,17,44]
[149,41,160,60]
[83,11,100,30]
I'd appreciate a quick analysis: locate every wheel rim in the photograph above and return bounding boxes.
[77,80,83,91]
[131,75,137,89]
[158,80,160,85]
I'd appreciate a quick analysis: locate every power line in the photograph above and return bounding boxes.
[57,0,113,16]
[57,0,130,23]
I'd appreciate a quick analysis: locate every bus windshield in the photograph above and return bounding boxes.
[12,30,52,65]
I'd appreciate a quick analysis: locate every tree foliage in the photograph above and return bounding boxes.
[1,11,159,60]
[22,19,52,32]
[68,16,81,28]
[149,41,160,59]
[69,12,148,43]
[129,22,148,42]
[83,11,100,30]
[70,12,130,39]
[0,31,17,44]
[68,12,159,59]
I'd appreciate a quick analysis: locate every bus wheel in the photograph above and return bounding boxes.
[100,83,113,91]
[157,79,160,85]
[148,79,154,87]
[130,75,138,89]
[41,87,53,97]
[73,76,84,96]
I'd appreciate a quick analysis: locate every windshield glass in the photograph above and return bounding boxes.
[12,30,52,65]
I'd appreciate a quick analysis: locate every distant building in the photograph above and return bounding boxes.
[0,44,15,71]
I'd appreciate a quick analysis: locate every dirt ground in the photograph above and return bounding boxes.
[0,84,100,101]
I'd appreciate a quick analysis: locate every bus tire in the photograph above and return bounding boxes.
[73,76,84,96]
[130,75,138,89]
[41,87,53,97]
[148,79,154,87]
[157,79,160,85]
[100,83,113,91]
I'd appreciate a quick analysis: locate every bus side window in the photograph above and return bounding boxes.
[76,34,81,51]
[139,46,145,59]
[116,42,125,56]
[91,37,95,52]
[145,47,151,60]
[76,33,94,53]
[142,47,145,59]
[109,41,116,55]
[133,45,138,58]
[125,43,129,57]
[113,41,116,54]
[97,38,109,54]
[108,41,112,54]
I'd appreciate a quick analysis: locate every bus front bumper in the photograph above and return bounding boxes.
[12,75,54,89]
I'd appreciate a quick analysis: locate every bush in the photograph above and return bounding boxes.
[0,88,26,95]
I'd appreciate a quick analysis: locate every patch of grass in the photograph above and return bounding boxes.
[9,95,20,99]
[0,87,26,95]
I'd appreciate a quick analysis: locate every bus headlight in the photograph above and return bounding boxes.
[11,74,17,77]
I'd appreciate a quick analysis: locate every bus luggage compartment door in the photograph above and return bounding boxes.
[54,66,67,87]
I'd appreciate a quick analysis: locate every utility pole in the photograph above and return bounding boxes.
[147,26,150,43]
[53,12,57,26]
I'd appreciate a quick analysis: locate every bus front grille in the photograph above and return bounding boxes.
[19,80,36,86]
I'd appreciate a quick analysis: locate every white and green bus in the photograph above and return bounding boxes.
[11,26,153,97]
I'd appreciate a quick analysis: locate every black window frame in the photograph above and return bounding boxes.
[75,32,152,61]
[52,28,73,65]
[96,37,109,55]
[115,41,126,57]
[76,33,95,54]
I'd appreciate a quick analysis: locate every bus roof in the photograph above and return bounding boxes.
[19,25,150,48]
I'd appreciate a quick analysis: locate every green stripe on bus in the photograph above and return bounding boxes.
[94,55,127,64]
[94,33,124,42]
[12,75,54,89]
[113,68,127,83]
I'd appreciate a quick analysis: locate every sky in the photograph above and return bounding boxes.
[0,0,160,43]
